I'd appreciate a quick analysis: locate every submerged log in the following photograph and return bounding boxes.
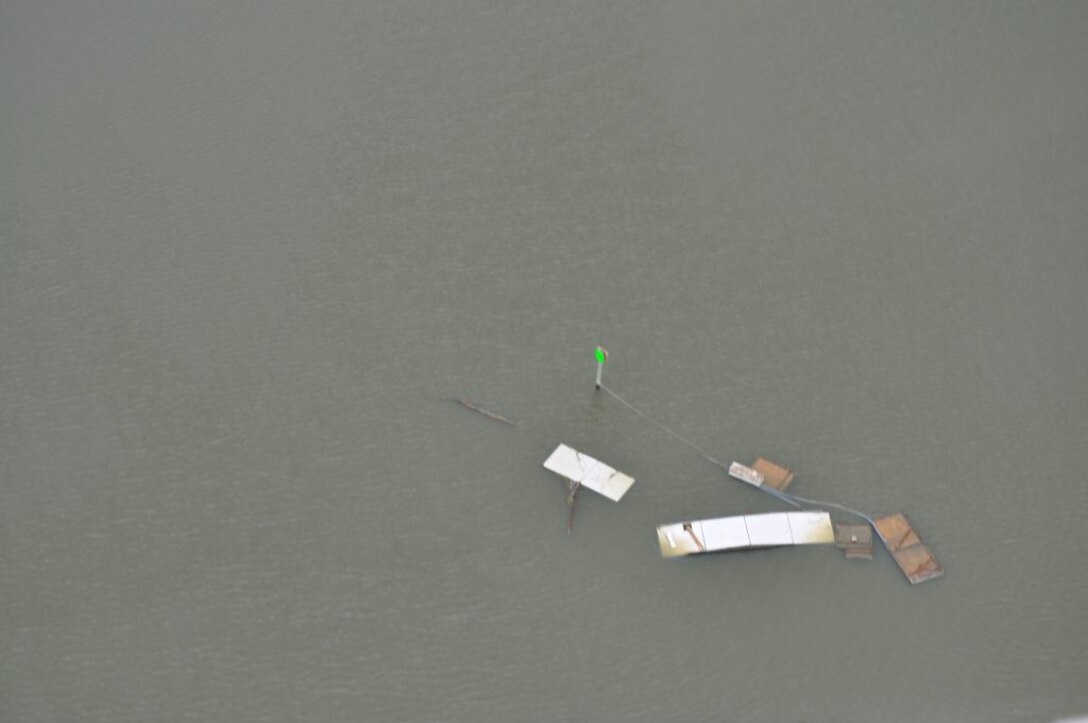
[566,480,580,536]
[449,398,516,426]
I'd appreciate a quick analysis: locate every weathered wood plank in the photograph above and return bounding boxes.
[752,457,795,491]
[874,513,943,584]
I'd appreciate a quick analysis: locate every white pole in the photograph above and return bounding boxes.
[595,346,607,389]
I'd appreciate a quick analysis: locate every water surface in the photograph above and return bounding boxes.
[3,2,1087,721]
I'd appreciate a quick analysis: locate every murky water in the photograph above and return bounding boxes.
[3,2,1087,721]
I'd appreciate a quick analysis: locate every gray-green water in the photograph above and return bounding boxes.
[3,2,1088,721]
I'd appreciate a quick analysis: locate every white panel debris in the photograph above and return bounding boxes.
[728,462,765,487]
[542,444,635,502]
[787,511,838,544]
[745,512,794,547]
[700,515,751,551]
[656,511,835,557]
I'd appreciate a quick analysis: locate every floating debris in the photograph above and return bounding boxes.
[449,398,516,426]
[751,457,795,491]
[873,513,943,585]
[728,461,765,487]
[727,458,802,508]
[543,444,635,502]
[729,458,795,491]
[656,511,835,558]
[551,348,945,585]
[565,480,580,536]
[834,522,874,560]
[543,444,634,537]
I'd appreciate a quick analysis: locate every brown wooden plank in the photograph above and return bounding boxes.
[875,513,943,584]
[752,457,795,491]
[892,544,944,584]
[873,514,914,552]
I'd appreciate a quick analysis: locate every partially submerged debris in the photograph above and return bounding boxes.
[449,398,516,426]
[728,458,795,491]
[656,511,835,558]
[751,458,795,491]
[834,522,874,560]
[565,480,580,536]
[543,444,635,502]
[581,354,943,585]
[873,513,943,585]
[543,444,634,536]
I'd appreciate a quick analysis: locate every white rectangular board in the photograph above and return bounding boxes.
[542,444,635,502]
[786,511,837,544]
[728,461,764,487]
[745,512,794,547]
[656,511,834,557]
[700,515,751,551]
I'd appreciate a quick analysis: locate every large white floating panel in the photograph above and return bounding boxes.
[542,444,635,502]
[700,516,751,551]
[787,511,837,544]
[745,512,794,547]
[656,511,834,557]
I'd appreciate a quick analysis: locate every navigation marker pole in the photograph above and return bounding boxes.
[595,346,608,389]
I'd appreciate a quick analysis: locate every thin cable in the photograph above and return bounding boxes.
[758,485,802,509]
[599,383,729,472]
[779,492,875,526]
[599,380,875,525]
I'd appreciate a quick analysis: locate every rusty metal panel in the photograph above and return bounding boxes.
[752,457,795,491]
[834,522,874,559]
[874,513,943,584]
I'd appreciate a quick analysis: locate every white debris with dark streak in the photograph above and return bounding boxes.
[542,444,635,502]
